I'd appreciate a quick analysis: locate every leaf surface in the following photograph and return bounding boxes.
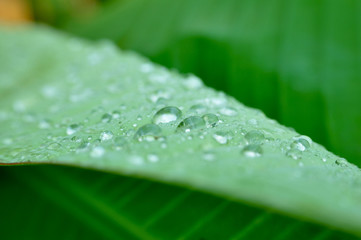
[0,26,361,238]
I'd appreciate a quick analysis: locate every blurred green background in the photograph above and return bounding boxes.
[1,0,360,165]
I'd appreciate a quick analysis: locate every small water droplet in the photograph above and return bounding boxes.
[219,107,237,116]
[153,106,182,124]
[213,131,231,144]
[245,130,265,144]
[67,124,80,135]
[290,137,311,152]
[242,144,262,157]
[101,113,112,123]
[147,154,159,163]
[71,136,82,142]
[39,119,51,129]
[183,75,203,89]
[90,146,105,158]
[335,158,348,167]
[322,157,327,162]
[202,113,219,128]
[112,110,121,119]
[286,149,302,160]
[134,124,162,142]
[100,131,114,141]
[189,104,207,115]
[177,116,205,132]
[47,142,61,150]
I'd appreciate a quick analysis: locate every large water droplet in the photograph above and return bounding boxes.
[242,144,262,158]
[90,146,105,158]
[66,124,80,135]
[134,124,162,142]
[153,106,182,124]
[286,149,302,160]
[177,116,205,133]
[202,113,219,128]
[100,131,114,141]
[245,130,265,144]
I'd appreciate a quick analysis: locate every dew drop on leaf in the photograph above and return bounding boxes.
[245,130,265,144]
[242,144,262,158]
[153,106,182,124]
[100,130,114,141]
[101,113,112,123]
[90,146,105,158]
[286,149,302,160]
[202,113,219,128]
[47,142,61,150]
[66,124,80,135]
[177,116,205,133]
[213,131,231,145]
[134,124,162,142]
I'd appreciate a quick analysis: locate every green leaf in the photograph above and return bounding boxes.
[61,0,361,166]
[0,26,361,238]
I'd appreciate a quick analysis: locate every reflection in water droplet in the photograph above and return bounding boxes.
[90,146,105,158]
[67,124,80,135]
[219,107,237,116]
[47,142,61,150]
[202,113,219,128]
[177,116,205,133]
[213,131,231,144]
[286,149,302,160]
[134,124,162,142]
[100,131,114,141]
[153,106,182,124]
[245,130,265,144]
[242,144,262,157]
[147,154,159,163]
[101,113,112,123]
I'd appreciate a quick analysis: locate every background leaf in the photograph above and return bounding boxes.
[54,0,361,166]
[1,26,361,239]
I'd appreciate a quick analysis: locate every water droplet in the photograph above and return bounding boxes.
[134,124,162,142]
[100,131,114,141]
[242,144,262,157]
[183,75,203,89]
[335,158,348,167]
[39,119,51,129]
[47,142,61,150]
[177,116,205,132]
[101,113,112,123]
[90,146,105,158]
[189,104,207,115]
[147,154,159,163]
[71,136,81,142]
[245,130,265,144]
[112,110,121,119]
[153,106,182,124]
[290,138,310,152]
[213,131,232,144]
[202,113,219,128]
[293,135,312,146]
[77,141,90,151]
[286,149,302,160]
[66,124,80,135]
[322,157,327,162]
[219,107,237,116]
